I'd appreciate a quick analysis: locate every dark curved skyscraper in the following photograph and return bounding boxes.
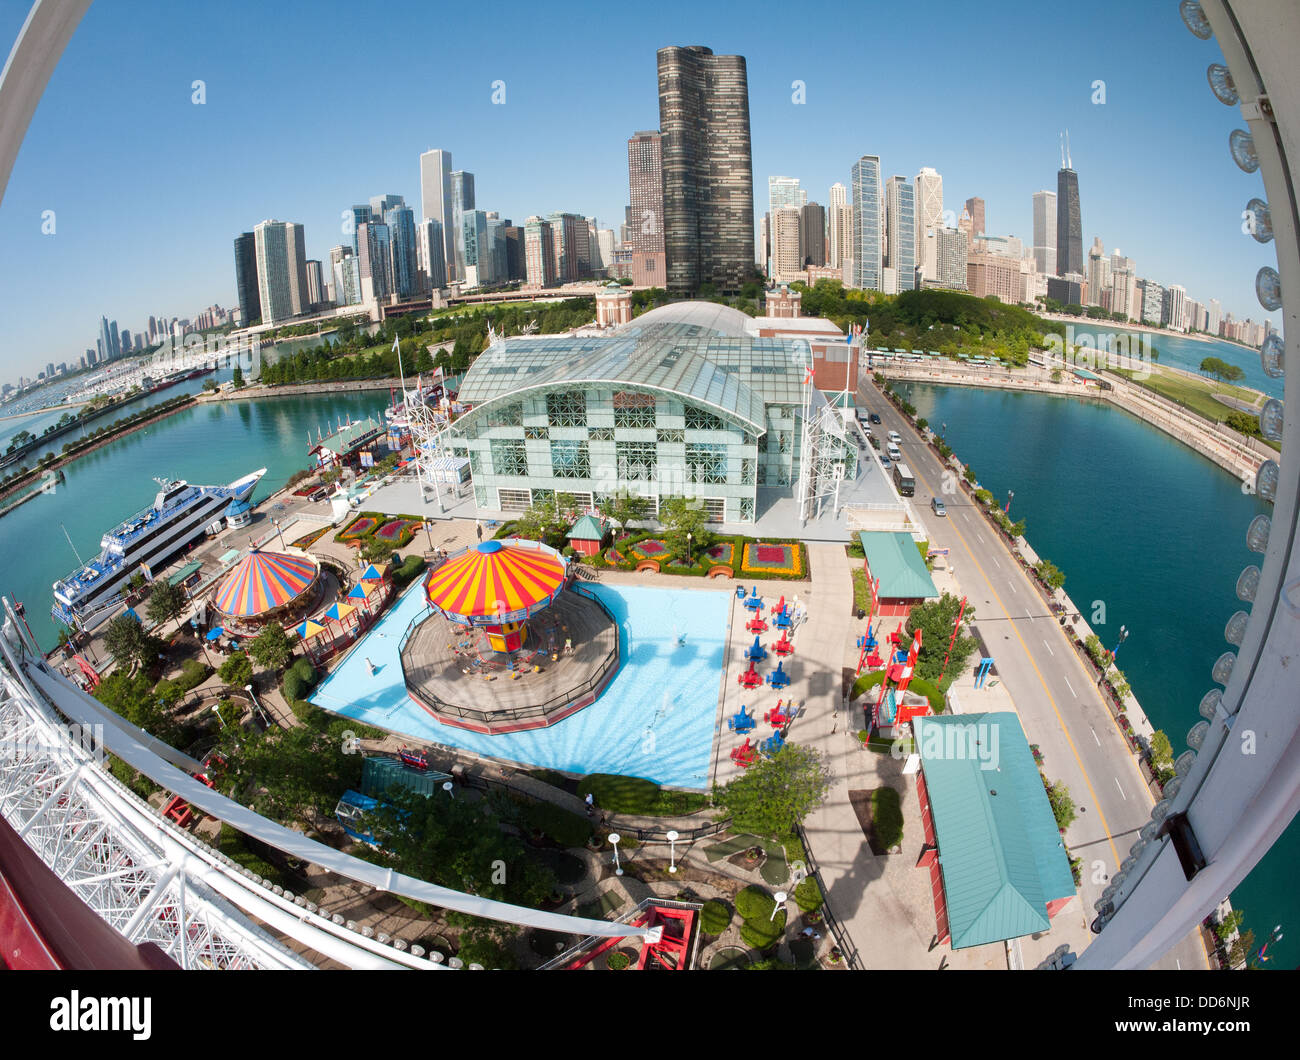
[1056,166,1082,276]
[657,45,754,294]
[233,232,261,327]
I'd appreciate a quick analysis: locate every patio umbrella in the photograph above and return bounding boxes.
[123,608,141,624]
[295,619,326,639]
[325,602,356,623]
[347,582,369,600]
[359,564,384,582]
[205,627,224,641]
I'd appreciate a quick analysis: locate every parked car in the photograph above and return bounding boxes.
[931,497,947,517]
[881,455,892,469]
[869,413,882,424]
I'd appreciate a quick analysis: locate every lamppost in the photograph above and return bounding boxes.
[771,891,788,922]
[686,532,693,566]
[424,519,434,554]
[1005,489,1015,515]
[245,683,270,729]
[609,832,623,876]
[442,781,454,799]
[273,517,286,551]
[666,830,679,874]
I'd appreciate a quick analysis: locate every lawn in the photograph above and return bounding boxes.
[1115,366,1265,423]
[577,774,710,816]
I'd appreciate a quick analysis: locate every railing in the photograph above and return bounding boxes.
[537,897,704,970]
[795,823,865,970]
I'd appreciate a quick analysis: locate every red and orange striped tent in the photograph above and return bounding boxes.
[214,549,318,618]
[424,540,566,625]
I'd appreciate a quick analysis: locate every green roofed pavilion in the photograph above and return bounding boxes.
[857,531,939,601]
[914,712,1076,949]
[566,514,607,541]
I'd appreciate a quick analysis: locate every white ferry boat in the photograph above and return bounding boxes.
[51,468,266,630]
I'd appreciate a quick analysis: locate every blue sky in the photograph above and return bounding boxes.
[0,0,1280,379]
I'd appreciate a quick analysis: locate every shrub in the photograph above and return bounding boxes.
[177,658,210,693]
[700,900,732,935]
[872,787,904,849]
[606,950,631,970]
[793,877,824,913]
[522,800,592,848]
[282,669,306,702]
[1046,778,1076,831]
[735,885,775,922]
[740,910,786,950]
[291,698,321,724]
[391,554,426,588]
[291,657,317,687]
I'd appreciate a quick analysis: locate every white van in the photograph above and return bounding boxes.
[886,443,902,462]
[887,430,902,445]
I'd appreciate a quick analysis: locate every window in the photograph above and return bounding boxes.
[616,441,657,480]
[486,403,522,427]
[701,498,726,522]
[686,443,728,484]
[546,391,587,428]
[469,450,483,476]
[656,428,684,444]
[490,439,528,476]
[551,440,590,479]
[741,459,756,485]
[497,488,531,511]
[614,390,656,428]
[685,406,726,431]
[524,426,549,440]
[531,488,554,508]
[756,462,767,485]
[589,426,614,441]
[739,497,755,522]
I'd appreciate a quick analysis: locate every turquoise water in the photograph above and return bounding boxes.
[898,381,1292,969]
[0,388,391,649]
[311,581,730,788]
[1059,323,1278,399]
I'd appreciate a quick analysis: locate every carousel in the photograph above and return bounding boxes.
[210,548,323,635]
[399,538,620,734]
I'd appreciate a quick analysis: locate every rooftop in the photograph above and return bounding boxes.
[857,531,940,600]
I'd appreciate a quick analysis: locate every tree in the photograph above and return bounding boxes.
[144,578,188,628]
[1215,908,1245,941]
[657,495,714,557]
[904,593,977,683]
[598,489,651,532]
[1035,559,1066,591]
[1199,356,1244,383]
[248,622,293,672]
[202,378,218,392]
[219,650,254,690]
[1046,778,1076,831]
[1227,929,1257,969]
[103,614,160,669]
[1148,730,1174,770]
[231,365,245,388]
[713,743,833,838]
[228,724,361,827]
[512,500,569,544]
[360,537,398,564]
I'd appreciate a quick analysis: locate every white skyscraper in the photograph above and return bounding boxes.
[885,176,916,291]
[771,206,803,284]
[828,183,851,270]
[253,219,307,325]
[1208,298,1222,335]
[419,149,455,286]
[914,167,943,281]
[767,177,805,273]
[851,156,883,291]
[1033,190,1057,277]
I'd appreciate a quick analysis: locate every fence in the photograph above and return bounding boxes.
[794,823,865,970]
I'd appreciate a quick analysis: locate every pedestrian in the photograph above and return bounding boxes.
[800,927,821,940]
[585,792,595,818]
[475,520,483,542]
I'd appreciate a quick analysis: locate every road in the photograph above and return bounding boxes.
[857,376,1207,971]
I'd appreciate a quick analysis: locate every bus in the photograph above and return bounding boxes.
[893,462,915,497]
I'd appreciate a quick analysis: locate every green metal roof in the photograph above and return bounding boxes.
[857,532,938,600]
[566,514,607,541]
[167,560,202,586]
[914,712,1076,949]
[317,417,384,455]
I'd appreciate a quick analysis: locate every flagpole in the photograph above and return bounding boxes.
[394,335,407,400]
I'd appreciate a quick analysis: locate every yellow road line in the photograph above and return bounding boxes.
[906,456,1124,870]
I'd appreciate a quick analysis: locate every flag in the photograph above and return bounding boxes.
[804,365,815,385]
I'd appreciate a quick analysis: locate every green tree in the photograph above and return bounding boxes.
[1035,559,1066,591]
[219,650,254,690]
[657,495,714,557]
[598,489,651,531]
[360,537,398,564]
[231,365,245,388]
[1199,356,1244,383]
[227,724,361,827]
[103,614,160,669]
[144,578,188,628]
[248,622,293,672]
[1046,779,1076,831]
[513,500,569,543]
[904,593,977,683]
[713,744,833,838]
[1148,730,1174,770]
[1227,929,1257,969]
[1215,908,1245,941]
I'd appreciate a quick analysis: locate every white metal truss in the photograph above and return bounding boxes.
[407,380,457,515]
[796,382,850,524]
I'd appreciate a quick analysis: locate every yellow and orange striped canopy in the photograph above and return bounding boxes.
[424,540,566,625]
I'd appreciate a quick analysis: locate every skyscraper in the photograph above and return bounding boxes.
[1086,237,1109,307]
[547,212,590,283]
[828,182,852,271]
[451,171,475,282]
[850,155,883,291]
[385,204,418,300]
[657,44,755,294]
[914,168,943,282]
[799,202,826,267]
[419,149,455,279]
[963,197,986,239]
[348,206,371,257]
[305,260,325,308]
[233,232,261,327]
[370,194,404,220]
[524,216,556,287]
[461,209,489,287]
[356,221,392,305]
[1032,190,1057,277]
[627,130,666,288]
[416,219,447,291]
[885,177,916,291]
[254,220,297,324]
[935,228,967,289]
[770,206,802,284]
[1056,136,1082,276]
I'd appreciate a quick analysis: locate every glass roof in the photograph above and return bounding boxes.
[456,321,813,432]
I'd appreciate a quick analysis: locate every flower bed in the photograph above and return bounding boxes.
[337,514,378,542]
[291,526,330,550]
[741,541,804,578]
[375,518,420,545]
[630,538,669,560]
[704,541,735,566]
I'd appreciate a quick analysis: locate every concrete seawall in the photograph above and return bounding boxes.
[196,378,398,403]
[875,362,1265,482]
